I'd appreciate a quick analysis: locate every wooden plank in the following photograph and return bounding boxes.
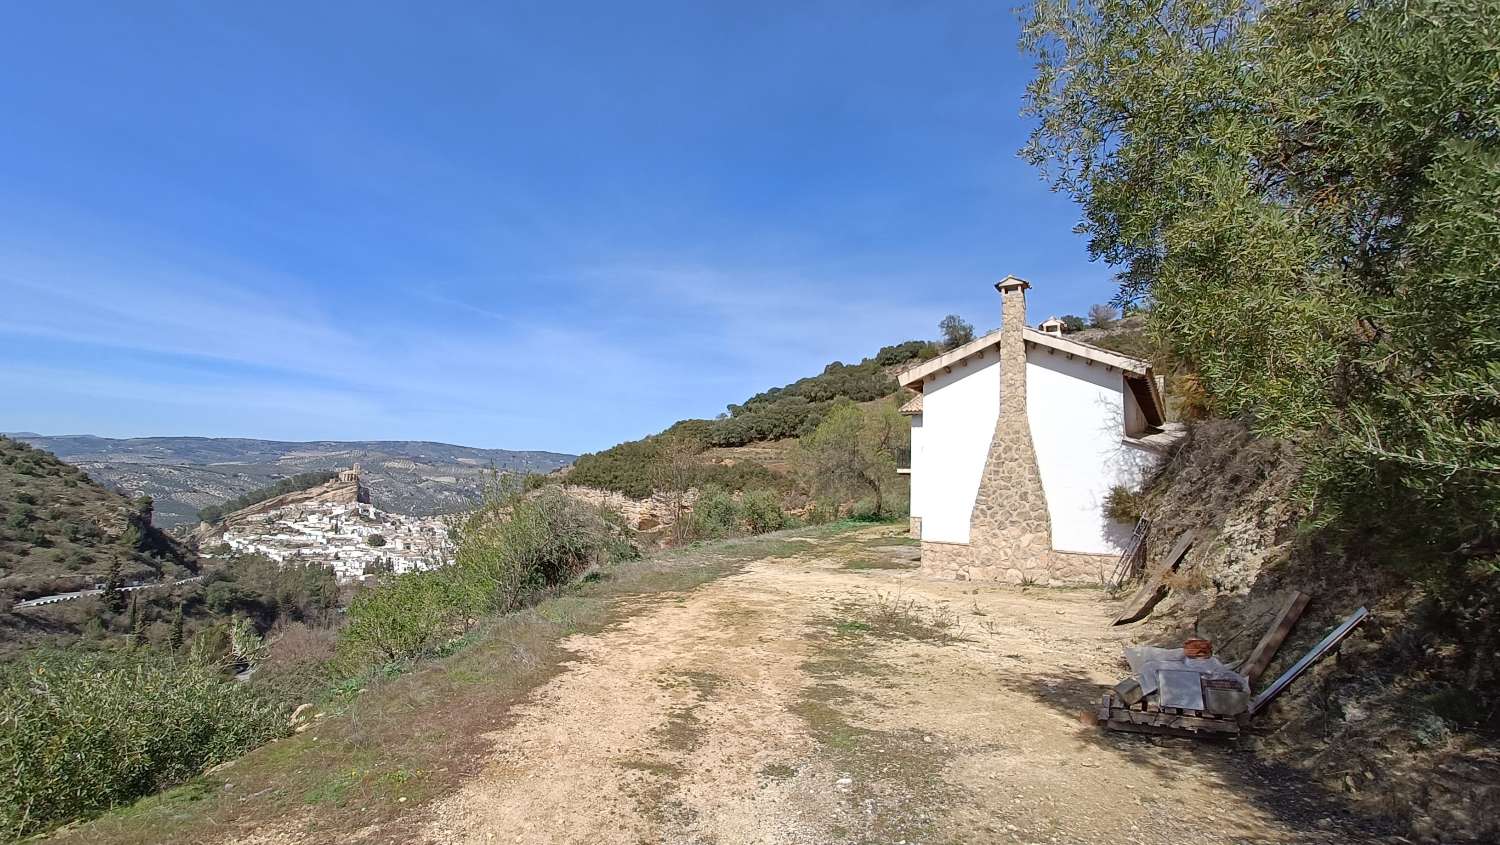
[1112,530,1198,625]
[1247,607,1369,717]
[1240,590,1311,683]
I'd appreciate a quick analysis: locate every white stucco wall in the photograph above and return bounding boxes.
[911,353,1001,544]
[908,345,1159,554]
[1026,352,1156,554]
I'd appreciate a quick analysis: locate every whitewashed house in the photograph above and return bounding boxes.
[896,276,1180,584]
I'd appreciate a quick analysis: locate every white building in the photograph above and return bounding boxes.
[896,276,1180,584]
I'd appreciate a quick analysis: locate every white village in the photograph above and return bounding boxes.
[202,466,452,582]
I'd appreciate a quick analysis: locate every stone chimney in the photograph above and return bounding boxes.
[965,276,1053,582]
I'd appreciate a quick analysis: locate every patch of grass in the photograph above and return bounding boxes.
[840,556,916,571]
[652,670,723,752]
[303,767,365,806]
[617,758,684,777]
[789,635,954,843]
[759,762,797,781]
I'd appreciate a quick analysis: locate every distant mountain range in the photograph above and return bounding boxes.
[7,435,575,530]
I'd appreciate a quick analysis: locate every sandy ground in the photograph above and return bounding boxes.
[231,524,1396,845]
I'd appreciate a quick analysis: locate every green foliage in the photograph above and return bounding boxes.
[199,555,339,630]
[795,400,909,518]
[336,570,465,667]
[566,438,664,498]
[874,340,940,366]
[1058,314,1087,333]
[365,533,386,547]
[1102,485,1144,523]
[1021,0,1499,578]
[169,606,185,651]
[564,337,939,500]
[938,314,975,350]
[689,486,740,540]
[740,489,787,534]
[567,433,786,501]
[196,471,339,525]
[338,488,635,667]
[0,437,198,633]
[0,649,287,839]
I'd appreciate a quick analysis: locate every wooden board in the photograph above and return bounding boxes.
[1112,530,1197,625]
[1248,607,1369,717]
[1240,590,1311,683]
[1096,693,1240,738]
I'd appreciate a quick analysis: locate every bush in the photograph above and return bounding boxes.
[740,489,786,534]
[849,498,883,522]
[336,570,462,667]
[803,499,838,525]
[365,533,386,547]
[1103,485,1145,523]
[689,486,739,540]
[253,623,338,703]
[338,488,636,670]
[0,649,287,839]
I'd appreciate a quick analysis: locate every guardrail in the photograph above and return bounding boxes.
[12,576,204,610]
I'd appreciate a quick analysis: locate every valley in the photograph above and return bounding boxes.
[7,435,575,529]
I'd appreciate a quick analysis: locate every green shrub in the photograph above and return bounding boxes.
[689,486,739,540]
[0,649,287,839]
[849,498,883,522]
[803,499,838,525]
[1103,485,1145,523]
[336,569,465,668]
[740,489,786,534]
[338,488,637,671]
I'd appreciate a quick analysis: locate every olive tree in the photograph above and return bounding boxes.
[1019,0,1499,694]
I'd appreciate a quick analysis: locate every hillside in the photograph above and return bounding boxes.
[0,437,200,641]
[564,339,937,498]
[9,435,576,529]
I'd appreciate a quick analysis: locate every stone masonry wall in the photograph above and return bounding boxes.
[920,279,1066,584]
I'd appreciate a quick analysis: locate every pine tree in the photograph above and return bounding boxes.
[169,605,185,651]
[126,593,143,648]
[101,559,126,614]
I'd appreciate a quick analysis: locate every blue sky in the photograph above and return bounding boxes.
[0,1,1115,455]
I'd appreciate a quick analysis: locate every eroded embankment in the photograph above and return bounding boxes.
[1126,419,1499,842]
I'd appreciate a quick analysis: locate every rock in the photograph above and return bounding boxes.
[289,702,315,724]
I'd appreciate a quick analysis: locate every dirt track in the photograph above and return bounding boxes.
[403,524,1388,845]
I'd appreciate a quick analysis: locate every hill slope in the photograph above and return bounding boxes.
[9,435,576,529]
[0,436,199,639]
[563,339,937,498]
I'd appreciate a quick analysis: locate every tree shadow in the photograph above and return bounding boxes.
[994,668,1405,843]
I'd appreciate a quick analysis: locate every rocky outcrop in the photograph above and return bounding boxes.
[192,475,369,545]
[549,485,699,538]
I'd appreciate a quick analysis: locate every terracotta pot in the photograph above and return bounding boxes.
[1183,638,1213,659]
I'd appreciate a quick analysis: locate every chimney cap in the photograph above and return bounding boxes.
[995,275,1031,293]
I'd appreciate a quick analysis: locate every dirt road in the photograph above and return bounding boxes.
[406,525,1386,845]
